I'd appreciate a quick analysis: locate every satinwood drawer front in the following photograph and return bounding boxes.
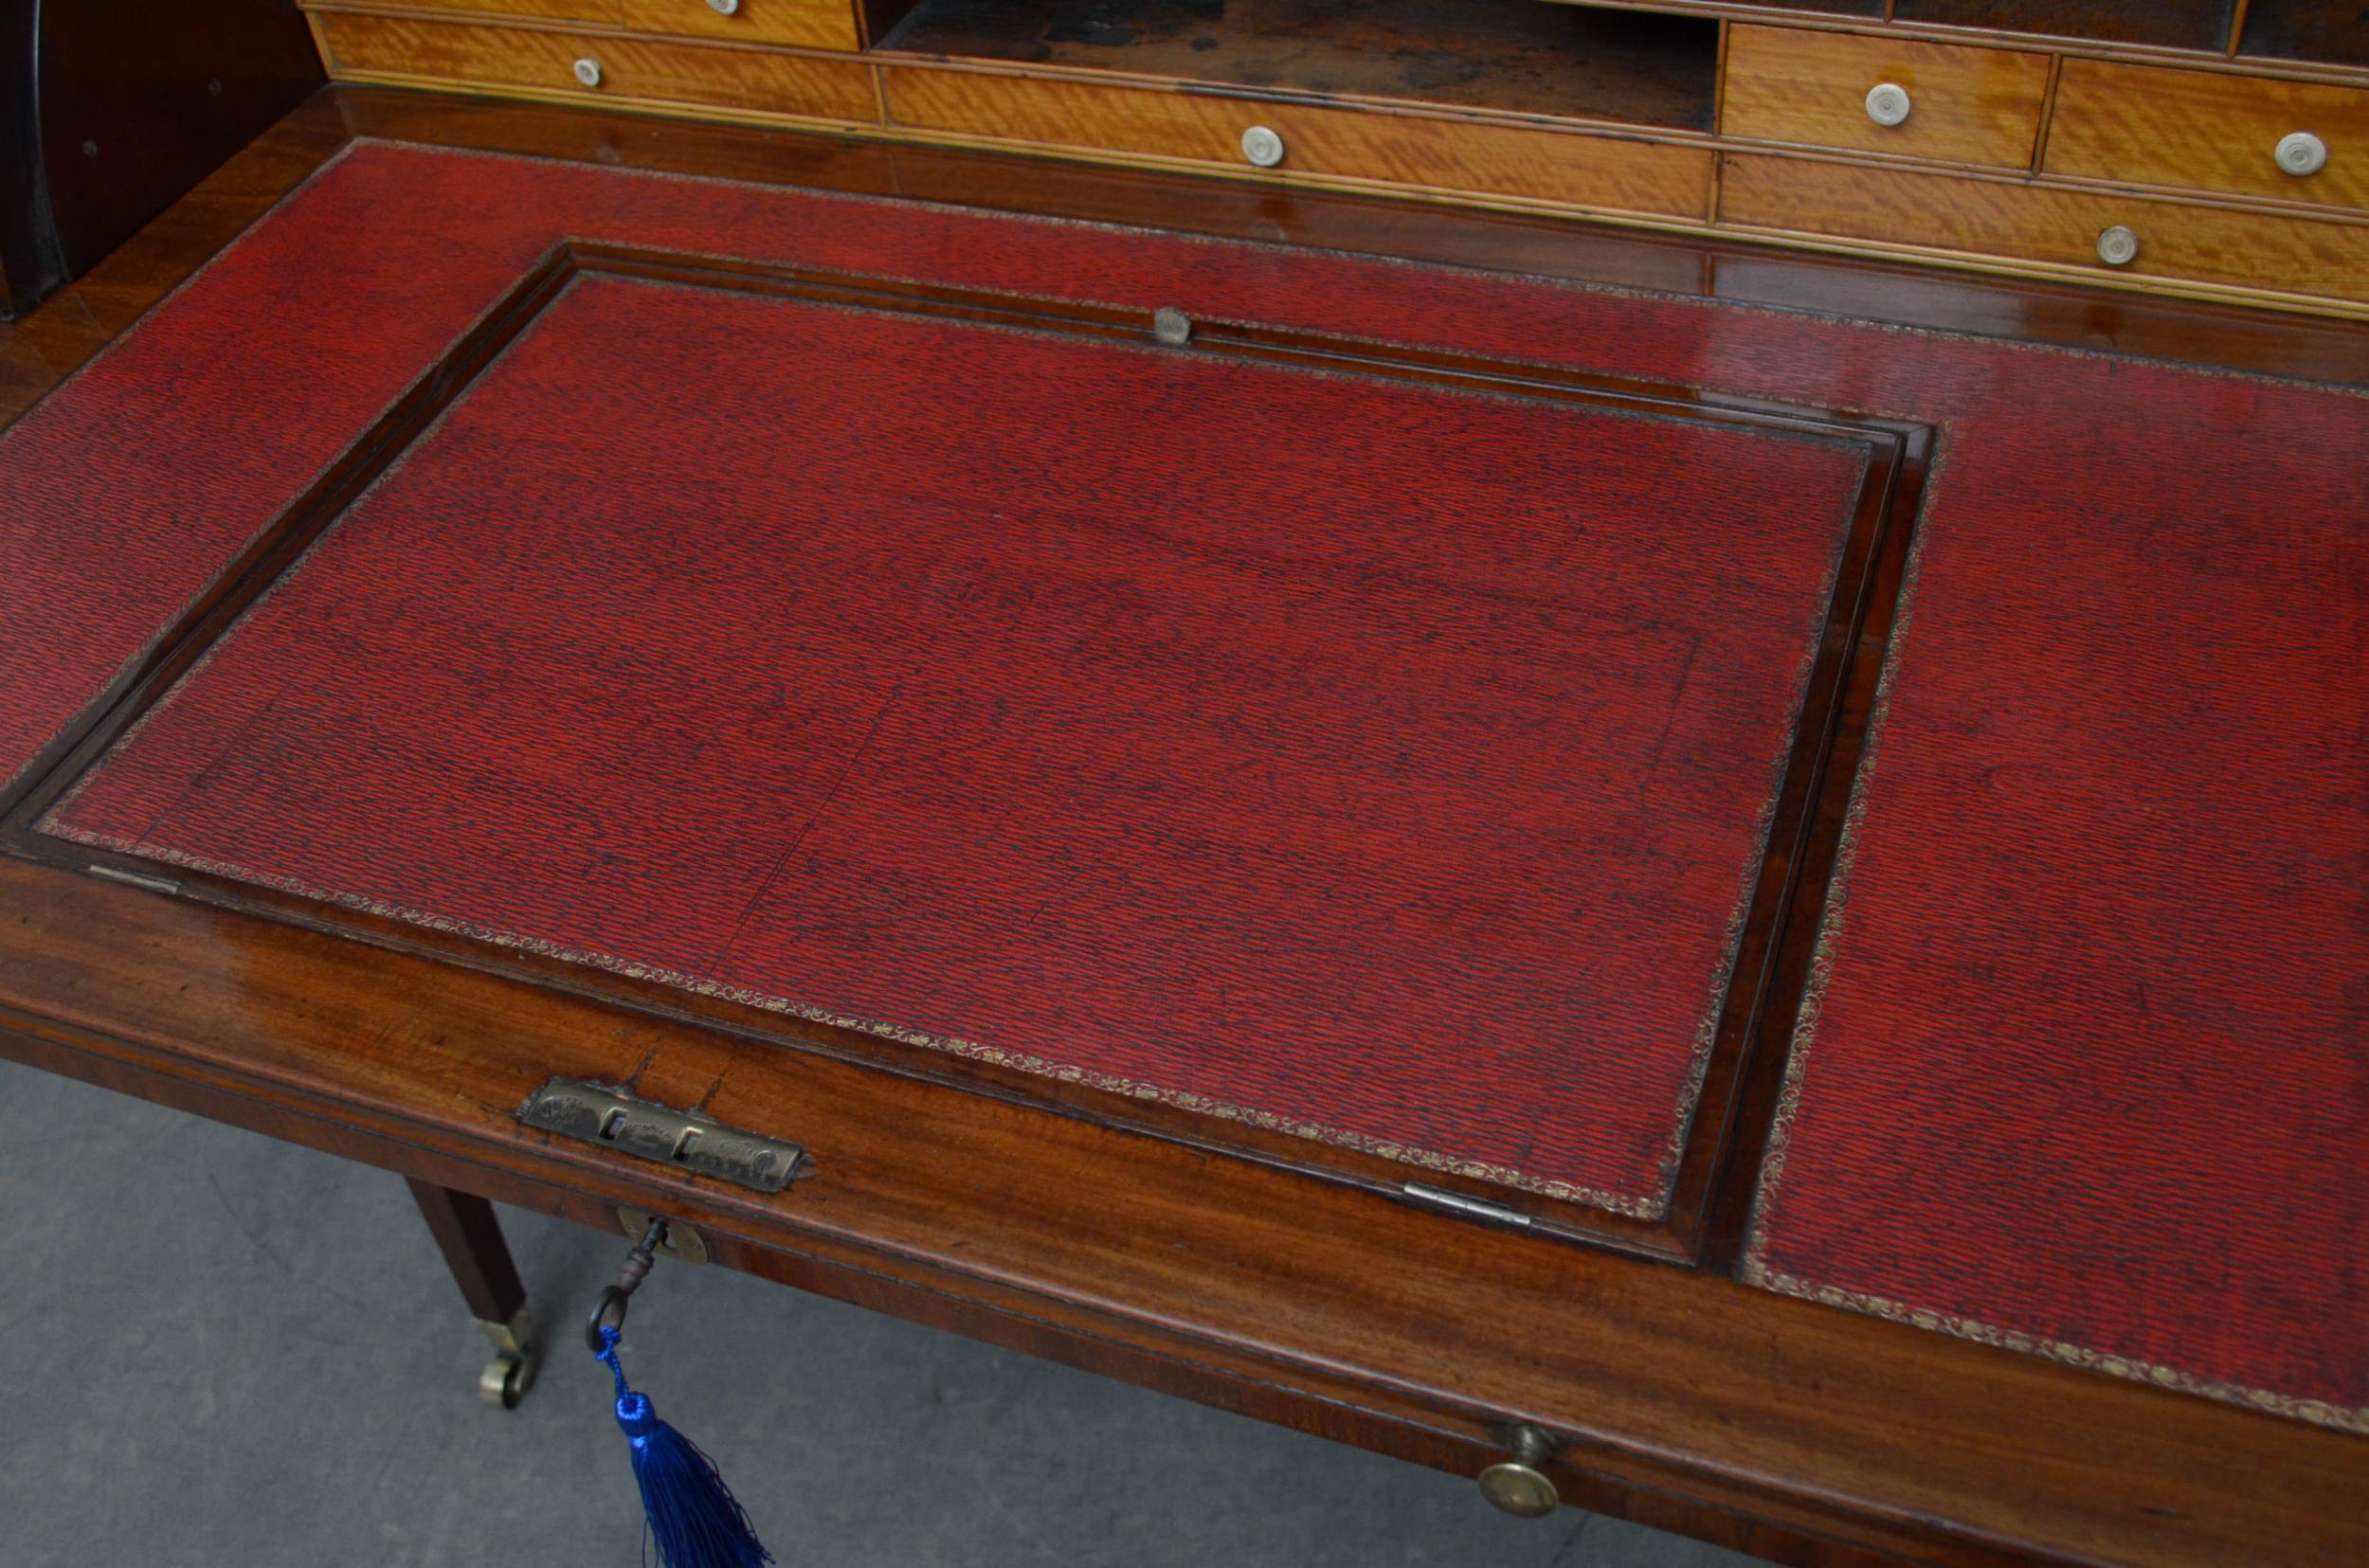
[325,0,624,21]
[1721,153,2369,302]
[620,0,859,52]
[880,67,1713,220]
[313,12,877,123]
[1721,25,2050,169]
[2046,60,2369,212]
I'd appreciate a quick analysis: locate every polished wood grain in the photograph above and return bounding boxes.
[313,11,877,124]
[2046,57,2369,210]
[3,87,2366,1568]
[880,65,1716,220]
[1720,24,2050,167]
[620,0,859,53]
[3,842,2366,1568]
[309,0,629,20]
[1721,151,2369,303]
[0,986,1890,1568]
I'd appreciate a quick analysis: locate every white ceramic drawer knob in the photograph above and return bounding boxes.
[706,0,739,13]
[2275,131,2328,177]
[571,57,603,88]
[1865,82,1911,128]
[1240,125,1286,168]
[2095,225,2140,266]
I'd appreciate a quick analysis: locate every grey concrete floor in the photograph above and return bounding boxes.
[0,1057,1745,1568]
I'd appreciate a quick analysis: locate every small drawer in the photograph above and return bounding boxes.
[1722,25,2050,170]
[2046,60,2369,213]
[302,0,625,21]
[880,68,1713,220]
[1720,153,2369,303]
[314,12,877,123]
[620,0,859,52]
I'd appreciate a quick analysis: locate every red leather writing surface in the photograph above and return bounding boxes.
[1748,407,2369,1430]
[0,154,547,788]
[4,142,2363,1429]
[48,273,1868,1212]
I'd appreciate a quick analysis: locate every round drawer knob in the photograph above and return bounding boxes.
[2274,131,2328,177]
[571,57,604,88]
[1476,1425,1560,1519]
[706,0,740,12]
[1240,125,1286,169]
[1864,82,1912,128]
[2095,225,2140,267]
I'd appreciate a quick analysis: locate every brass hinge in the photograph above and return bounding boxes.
[87,863,179,894]
[1400,1182,1533,1229]
[517,1078,806,1195]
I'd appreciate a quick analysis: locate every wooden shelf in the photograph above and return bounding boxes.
[873,0,1722,130]
[1890,1,2234,53]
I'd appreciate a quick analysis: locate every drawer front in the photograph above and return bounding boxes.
[1723,25,2050,170]
[1720,153,2369,302]
[882,68,1712,219]
[620,0,859,52]
[315,12,877,122]
[2046,60,2369,212]
[304,0,626,21]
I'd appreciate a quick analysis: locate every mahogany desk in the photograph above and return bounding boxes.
[1,88,2362,1567]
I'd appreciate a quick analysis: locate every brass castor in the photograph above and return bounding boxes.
[475,1307,541,1410]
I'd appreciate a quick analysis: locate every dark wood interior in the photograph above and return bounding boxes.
[1888,0,2237,52]
[9,0,318,314]
[1702,0,1883,14]
[873,0,1723,128]
[2238,0,2369,67]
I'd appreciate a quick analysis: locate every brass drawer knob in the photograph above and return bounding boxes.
[1240,125,1286,168]
[1864,81,1912,128]
[571,57,604,88]
[1476,1424,1560,1518]
[2275,131,2328,177]
[2095,225,2140,267]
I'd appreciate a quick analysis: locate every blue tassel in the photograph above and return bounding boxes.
[596,1326,773,1568]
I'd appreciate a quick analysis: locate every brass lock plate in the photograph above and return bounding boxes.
[517,1078,806,1194]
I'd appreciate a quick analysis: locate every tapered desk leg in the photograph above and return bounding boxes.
[407,1179,541,1408]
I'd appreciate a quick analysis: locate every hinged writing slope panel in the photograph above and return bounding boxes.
[37,253,1895,1225]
